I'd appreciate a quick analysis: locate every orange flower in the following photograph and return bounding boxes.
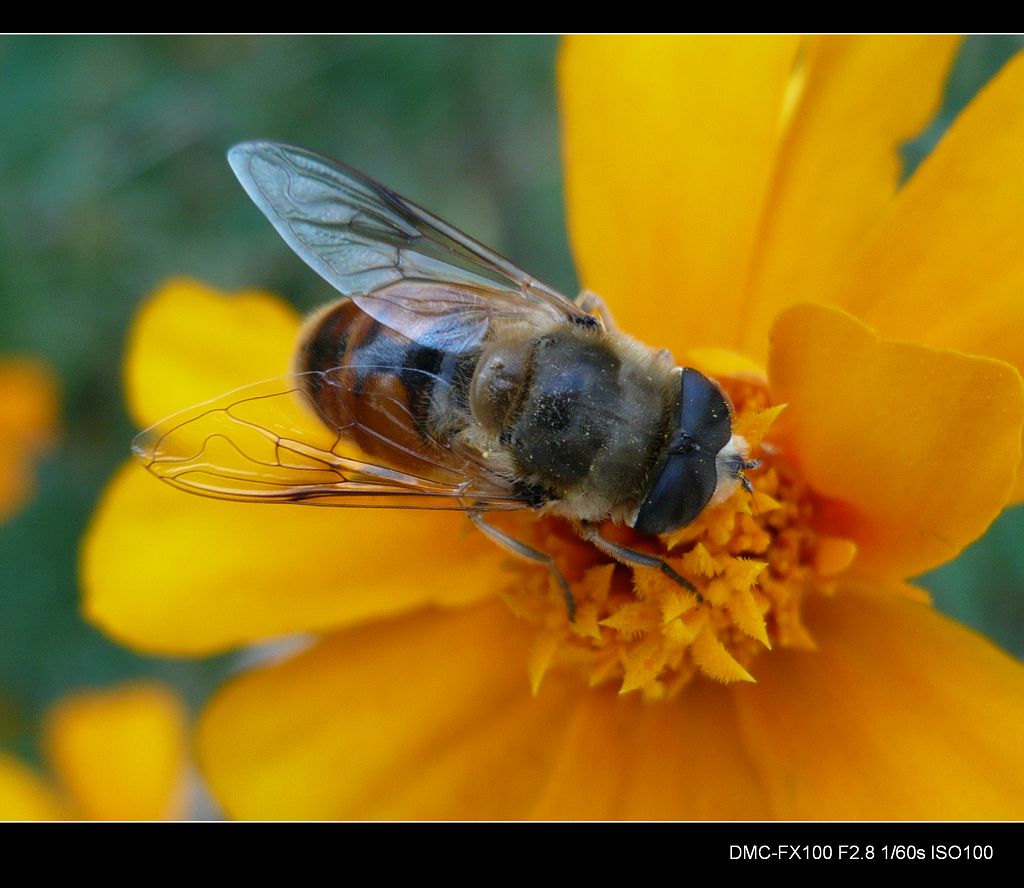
[83,37,1024,818]
[0,683,189,820]
[0,358,59,522]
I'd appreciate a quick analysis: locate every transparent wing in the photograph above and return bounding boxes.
[132,367,528,511]
[228,141,596,350]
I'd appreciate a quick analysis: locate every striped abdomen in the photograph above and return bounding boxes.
[296,298,478,477]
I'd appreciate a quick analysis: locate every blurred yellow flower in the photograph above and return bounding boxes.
[83,36,1024,819]
[0,358,59,522]
[0,682,189,820]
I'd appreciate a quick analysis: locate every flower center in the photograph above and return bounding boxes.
[492,376,855,701]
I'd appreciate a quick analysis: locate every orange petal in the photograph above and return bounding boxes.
[683,347,767,383]
[739,36,959,361]
[768,303,1024,580]
[43,683,187,820]
[1012,461,1024,504]
[828,53,1024,500]
[0,357,60,521]
[836,51,1024,353]
[529,681,770,819]
[197,601,584,820]
[734,584,1024,818]
[0,753,68,820]
[125,278,300,430]
[199,599,772,820]
[82,462,502,654]
[560,35,800,352]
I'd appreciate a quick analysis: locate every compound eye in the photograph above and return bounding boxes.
[633,449,718,535]
[632,368,732,536]
[680,368,732,454]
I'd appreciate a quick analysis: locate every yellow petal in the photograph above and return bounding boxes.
[734,584,1024,818]
[125,278,300,430]
[530,681,771,819]
[0,753,68,820]
[202,597,774,820]
[1012,461,1024,503]
[197,601,583,820]
[82,462,501,654]
[43,683,187,821]
[0,358,60,521]
[560,35,800,351]
[683,347,767,383]
[739,36,959,360]
[823,53,1024,502]
[836,51,1024,357]
[769,302,1024,580]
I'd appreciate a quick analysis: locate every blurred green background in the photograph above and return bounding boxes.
[1,35,1022,774]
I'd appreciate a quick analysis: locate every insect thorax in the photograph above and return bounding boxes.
[470,325,676,516]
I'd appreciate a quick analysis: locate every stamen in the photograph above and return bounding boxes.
[492,378,849,699]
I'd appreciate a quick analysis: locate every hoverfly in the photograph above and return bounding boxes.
[134,142,758,619]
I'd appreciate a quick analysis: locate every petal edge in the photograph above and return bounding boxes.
[768,302,1024,580]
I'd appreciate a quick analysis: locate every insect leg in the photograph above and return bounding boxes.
[577,521,704,602]
[739,458,761,495]
[576,290,618,332]
[469,512,576,622]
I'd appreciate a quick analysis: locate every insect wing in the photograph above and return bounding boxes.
[228,141,595,350]
[132,368,526,511]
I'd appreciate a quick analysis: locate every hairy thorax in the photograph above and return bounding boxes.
[469,322,677,521]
